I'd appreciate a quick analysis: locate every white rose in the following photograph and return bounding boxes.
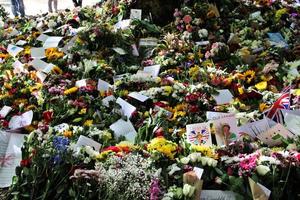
[256,165,270,176]
[180,157,190,164]
[198,29,208,38]
[189,153,201,163]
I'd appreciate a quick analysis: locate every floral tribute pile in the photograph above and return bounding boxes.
[0,0,300,199]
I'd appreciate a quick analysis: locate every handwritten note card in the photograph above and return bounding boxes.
[0,132,26,188]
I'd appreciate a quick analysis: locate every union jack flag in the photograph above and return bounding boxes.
[265,85,293,124]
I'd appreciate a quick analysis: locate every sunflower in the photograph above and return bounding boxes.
[243,70,255,84]
[259,103,269,112]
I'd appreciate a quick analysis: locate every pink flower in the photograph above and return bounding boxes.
[239,154,258,172]
[183,15,192,24]
[173,9,182,17]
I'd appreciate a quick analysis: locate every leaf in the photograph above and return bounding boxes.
[215,168,224,176]
[272,134,282,140]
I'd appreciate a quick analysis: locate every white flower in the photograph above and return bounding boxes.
[180,157,190,164]
[183,184,195,197]
[168,163,181,176]
[189,153,202,163]
[256,165,270,176]
[198,29,208,38]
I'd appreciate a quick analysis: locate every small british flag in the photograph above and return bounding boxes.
[266,85,293,124]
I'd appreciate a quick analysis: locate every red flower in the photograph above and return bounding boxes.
[20,158,31,167]
[155,127,164,137]
[227,167,233,176]
[183,15,192,24]
[2,120,9,128]
[185,94,199,102]
[102,146,121,153]
[112,6,119,15]
[188,105,199,113]
[154,102,167,108]
[43,110,53,123]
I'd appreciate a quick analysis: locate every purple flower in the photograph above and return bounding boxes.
[150,178,162,200]
[53,154,62,165]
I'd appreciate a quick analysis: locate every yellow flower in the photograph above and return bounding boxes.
[45,48,64,60]
[293,89,300,96]
[191,145,218,159]
[255,81,267,91]
[29,83,43,93]
[79,108,87,115]
[238,87,244,95]
[4,83,12,90]
[189,65,200,80]
[64,87,78,95]
[84,120,93,127]
[147,137,178,160]
[51,66,63,74]
[163,86,173,96]
[63,130,73,138]
[261,75,273,82]
[259,103,269,113]
[243,70,255,84]
[275,8,287,22]
[25,125,36,132]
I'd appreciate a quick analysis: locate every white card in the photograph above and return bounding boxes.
[36,71,47,83]
[283,112,300,135]
[37,34,49,43]
[0,132,26,188]
[194,167,204,180]
[135,70,152,78]
[129,92,149,102]
[212,90,233,105]
[102,95,116,107]
[113,74,127,83]
[257,183,271,199]
[9,110,33,130]
[114,19,131,31]
[257,123,295,146]
[12,60,26,74]
[139,38,158,47]
[62,36,78,53]
[112,47,127,55]
[15,40,27,46]
[206,112,235,121]
[43,36,63,48]
[42,63,55,74]
[196,41,210,46]
[244,118,270,137]
[0,106,12,118]
[116,98,136,119]
[30,59,49,71]
[109,119,137,142]
[75,135,101,151]
[31,47,45,58]
[97,79,113,92]
[143,65,160,77]
[130,9,142,20]
[75,79,87,88]
[186,122,212,146]
[7,44,23,57]
[200,190,237,200]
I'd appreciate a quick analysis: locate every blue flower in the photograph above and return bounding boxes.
[53,136,70,152]
[53,154,62,165]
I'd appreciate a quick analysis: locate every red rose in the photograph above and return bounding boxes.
[43,110,53,123]
[20,158,31,167]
